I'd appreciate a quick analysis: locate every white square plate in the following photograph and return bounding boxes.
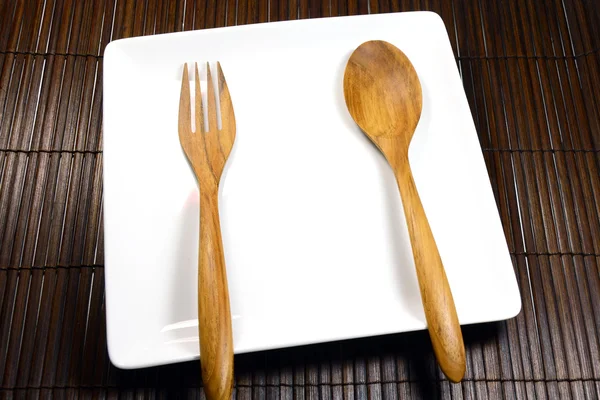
[103,11,521,369]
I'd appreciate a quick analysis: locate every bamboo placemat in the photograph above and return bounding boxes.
[1,0,599,398]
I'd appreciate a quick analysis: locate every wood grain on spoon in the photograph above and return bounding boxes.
[343,40,466,382]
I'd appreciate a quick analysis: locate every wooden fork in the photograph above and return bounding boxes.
[179,62,236,400]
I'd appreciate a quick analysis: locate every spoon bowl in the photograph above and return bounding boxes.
[344,41,422,149]
[343,40,466,382]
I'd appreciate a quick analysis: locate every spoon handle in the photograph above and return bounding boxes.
[394,163,466,382]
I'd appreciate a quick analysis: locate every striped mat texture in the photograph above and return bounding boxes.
[1,0,600,398]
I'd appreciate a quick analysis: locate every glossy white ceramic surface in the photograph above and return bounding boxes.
[103,11,521,369]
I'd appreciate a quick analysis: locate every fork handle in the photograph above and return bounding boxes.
[198,190,234,400]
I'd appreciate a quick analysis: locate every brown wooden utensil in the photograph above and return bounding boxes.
[343,40,466,382]
[179,62,235,399]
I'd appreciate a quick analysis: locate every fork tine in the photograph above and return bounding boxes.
[179,63,191,135]
[206,62,218,132]
[217,62,235,155]
[194,62,204,133]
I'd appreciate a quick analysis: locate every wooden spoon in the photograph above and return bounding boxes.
[343,40,466,382]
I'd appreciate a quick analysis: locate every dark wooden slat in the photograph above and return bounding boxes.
[43,0,68,54]
[154,0,170,35]
[71,1,95,55]
[0,0,24,52]
[558,56,600,152]
[571,381,586,400]
[22,268,57,387]
[236,0,248,25]
[585,381,600,400]
[318,352,332,400]
[0,0,12,28]
[54,153,85,265]
[215,0,227,26]
[70,267,102,387]
[467,340,486,382]
[52,267,90,386]
[0,52,5,82]
[204,0,217,28]
[98,0,118,53]
[288,0,298,19]
[258,0,268,22]
[67,154,100,266]
[166,0,180,32]
[1,1,600,399]
[353,352,367,399]
[47,62,97,265]
[79,63,103,153]
[482,330,502,382]
[12,269,43,388]
[43,72,87,266]
[332,0,345,16]
[0,57,44,266]
[33,0,55,54]
[452,0,478,58]
[39,268,71,387]
[79,154,103,267]
[156,0,170,35]
[0,153,30,267]
[14,0,44,54]
[528,255,564,380]
[0,54,23,150]
[83,0,109,56]
[0,1,19,52]
[140,0,155,36]
[17,157,52,267]
[308,0,322,18]
[90,275,109,389]
[575,55,600,154]
[174,0,186,30]
[539,0,573,58]
[306,356,319,400]
[132,0,147,36]
[269,0,279,21]
[502,78,560,256]
[0,270,26,384]
[0,56,43,266]
[523,0,565,58]
[0,60,27,245]
[235,363,252,400]
[299,0,308,19]
[560,152,600,255]
[358,0,368,15]
[63,0,86,56]
[394,341,409,390]
[512,255,544,381]
[192,0,206,29]
[550,256,588,379]
[183,0,195,29]
[64,267,94,387]
[567,253,600,381]
[92,202,104,266]
[226,0,236,26]
[30,153,67,266]
[112,0,134,40]
[251,358,267,400]
[380,353,396,399]
[496,319,519,380]
[566,0,600,56]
